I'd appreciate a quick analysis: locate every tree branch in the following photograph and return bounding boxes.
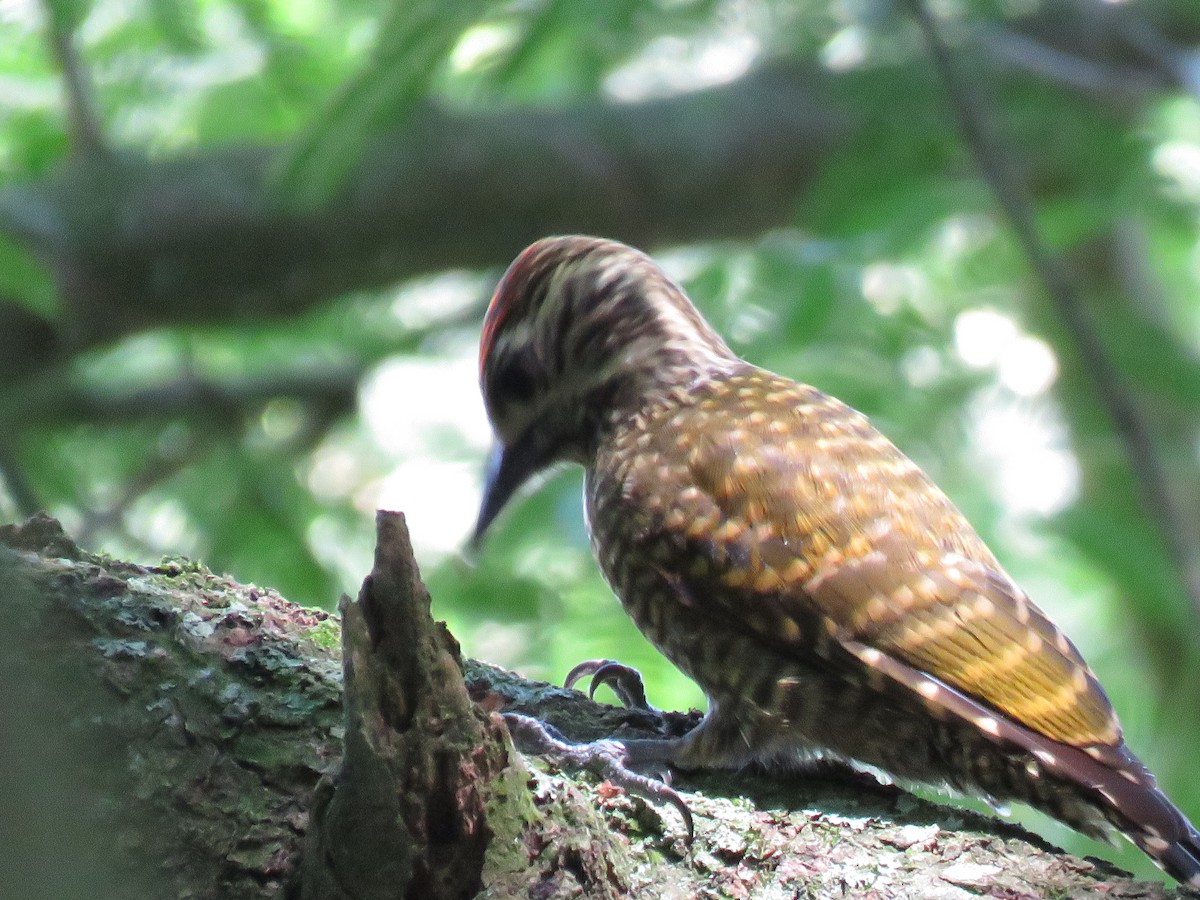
[2,1,1197,380]
[1,512,1195,898]
[40,0,107,157]
[0,64,843,360]
[904,0,1200,626]
[0,364,362,427]
[73,431,210,549]
[0,436,43,517]
[974,25,1162,98]
[300,512,515,898]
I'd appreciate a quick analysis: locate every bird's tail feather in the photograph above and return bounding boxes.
[1036,737,1200,888]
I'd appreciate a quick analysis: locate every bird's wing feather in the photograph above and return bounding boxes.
[637,368,1121,750]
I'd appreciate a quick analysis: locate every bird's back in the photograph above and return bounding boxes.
[587,363,1122,765]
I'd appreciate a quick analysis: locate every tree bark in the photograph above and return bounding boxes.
[0,512,1192,899]
[299,511,514,899]
[0,64,839,382]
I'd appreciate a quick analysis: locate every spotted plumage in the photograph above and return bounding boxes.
[473,235,1200,887]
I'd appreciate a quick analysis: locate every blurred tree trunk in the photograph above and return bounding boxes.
[0,512,1192,900]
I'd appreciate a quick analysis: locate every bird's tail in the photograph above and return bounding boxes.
[1035,737,1200,888]
[1102,759,1200,888]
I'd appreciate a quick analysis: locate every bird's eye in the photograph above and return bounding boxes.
[491,353,538,404]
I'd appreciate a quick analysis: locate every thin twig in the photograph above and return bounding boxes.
[40,0,107,156]
[974,25,1161,99]
[0,364,363,427]
[902,0,1200,622]
[1100,0,1200,101]
[0,437,44,518]
[74,431,208,548]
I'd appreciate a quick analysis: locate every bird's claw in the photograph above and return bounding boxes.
[502,712,693,841]
[564,658,658,712]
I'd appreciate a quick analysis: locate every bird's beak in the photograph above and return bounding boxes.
[471,430,548,550]
[471,442,510,548]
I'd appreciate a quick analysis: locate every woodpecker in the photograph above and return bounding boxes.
[472,234,1200,886]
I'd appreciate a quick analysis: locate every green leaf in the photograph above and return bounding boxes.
[273,0,494,207]
[0,236,57,317]
[147,0,205,54]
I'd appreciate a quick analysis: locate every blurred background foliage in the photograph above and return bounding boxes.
[3,0,1200,882]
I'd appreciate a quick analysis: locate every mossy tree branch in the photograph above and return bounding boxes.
[0,512,1194,899]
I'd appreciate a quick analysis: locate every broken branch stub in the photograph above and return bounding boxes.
[300,510,509,900]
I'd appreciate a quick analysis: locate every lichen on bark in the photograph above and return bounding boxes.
[1,512,1195,899]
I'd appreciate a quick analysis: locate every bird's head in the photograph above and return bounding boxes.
[472,235,735,544]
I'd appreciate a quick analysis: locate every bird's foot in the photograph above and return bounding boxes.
[502,711,693,839]
[564,658,659,712]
